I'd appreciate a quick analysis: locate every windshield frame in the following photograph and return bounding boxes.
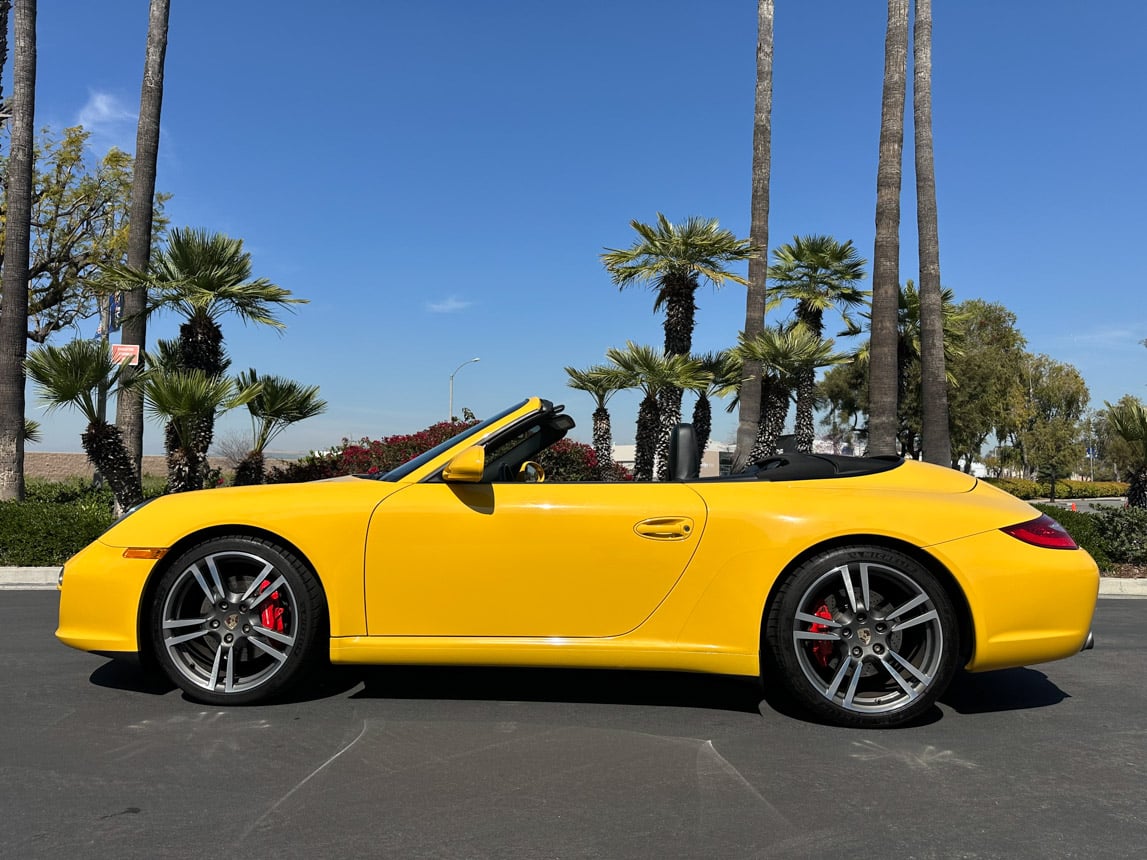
[372,399,530,482]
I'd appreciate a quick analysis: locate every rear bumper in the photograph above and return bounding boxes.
[927,529,1100,673]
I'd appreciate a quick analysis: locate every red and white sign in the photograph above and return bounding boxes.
[111,344,141,366]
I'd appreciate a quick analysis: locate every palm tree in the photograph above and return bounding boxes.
[24,340,143,510]
[605,343,705,482]
[737,324,848,459]
[913,0,950,467]
[142,369,259,493]
[603,214,753,478]
[115,227,303,484]
[869,0,910,456]
[117,0,171,483]
[735,0,775,473]
[602,214,755,357]
[564,364,627,475]
[1105,400,1147,508]
[145,228,305,375]
[231,369,327,486]
[690,351,735,458]
[0,0,37,502]
[769,235,868,452]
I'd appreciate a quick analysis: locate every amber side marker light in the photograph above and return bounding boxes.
[123,548,168,560]
[1001,514,1078,550]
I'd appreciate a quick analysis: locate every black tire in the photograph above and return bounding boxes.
[150,535,325,705]
[764,545,959,728]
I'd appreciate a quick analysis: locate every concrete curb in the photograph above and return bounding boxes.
[1,566,1145,596]
[0,567,60,590]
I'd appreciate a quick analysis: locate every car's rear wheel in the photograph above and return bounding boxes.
[765,545,959,728]
[150,536,324,705]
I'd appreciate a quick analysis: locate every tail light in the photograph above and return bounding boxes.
[1001,514,1078,549]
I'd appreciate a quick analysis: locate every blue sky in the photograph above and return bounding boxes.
[23,1,1147,455]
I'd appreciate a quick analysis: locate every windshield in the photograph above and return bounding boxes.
[373,400,530,482]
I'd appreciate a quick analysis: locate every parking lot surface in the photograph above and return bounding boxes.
[2,592,1144,859]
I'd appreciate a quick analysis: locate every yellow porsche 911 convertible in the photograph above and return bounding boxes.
[57,397,1099,727]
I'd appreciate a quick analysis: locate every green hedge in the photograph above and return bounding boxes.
[0,497,114,566]
[986,478,1128,500]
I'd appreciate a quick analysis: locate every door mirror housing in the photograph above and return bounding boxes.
[442,445,486,483]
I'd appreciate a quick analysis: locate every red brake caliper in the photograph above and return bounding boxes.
[258,581,286,634]
[809,604,834,668]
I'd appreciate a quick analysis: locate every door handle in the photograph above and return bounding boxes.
[634,517,695,540]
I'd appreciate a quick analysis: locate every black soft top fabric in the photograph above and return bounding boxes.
[746,453,903,482]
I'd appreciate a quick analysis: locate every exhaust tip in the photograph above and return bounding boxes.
[1081,631,1095,652]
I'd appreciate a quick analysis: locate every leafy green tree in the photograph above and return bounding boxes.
[945,300,1025,471]
[769,235,867,451]
[869,0,910,456]
[231,369,327,486]
[1010,354,1089,494]
[735,0,775,473]
[24,340,143,509]
[142,369,259,493]
[565,364,627,476]
[1103,398,1147,508]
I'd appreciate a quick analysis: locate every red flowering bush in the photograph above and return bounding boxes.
[268,420,632,484]
[537,439,633,482]
[268,419,478,483]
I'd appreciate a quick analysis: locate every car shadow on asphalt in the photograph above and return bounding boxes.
[940,667,1068,714]
[343,665,767,714]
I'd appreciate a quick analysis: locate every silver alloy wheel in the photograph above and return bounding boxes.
[790,561,945,715]
[160,550,299,696]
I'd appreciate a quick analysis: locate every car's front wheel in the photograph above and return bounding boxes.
[765,545,959,728]
[150,536,325,705]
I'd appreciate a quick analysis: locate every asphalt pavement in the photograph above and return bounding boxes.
[2,590,1145,859]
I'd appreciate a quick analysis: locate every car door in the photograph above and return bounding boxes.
[364,480,707,637]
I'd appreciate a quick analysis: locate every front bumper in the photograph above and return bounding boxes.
[56,539,159,655]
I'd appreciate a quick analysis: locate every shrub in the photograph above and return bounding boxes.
[1092,506,1147,565]
[536,438,633,482]
[0,498,114,566]
[1031,503,1113,570]
[985,478,1128,501]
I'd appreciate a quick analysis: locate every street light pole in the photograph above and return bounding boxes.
[449,357,480,421]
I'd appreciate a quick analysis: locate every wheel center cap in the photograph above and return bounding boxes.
[224,613,240,631]
[857,627,872,645]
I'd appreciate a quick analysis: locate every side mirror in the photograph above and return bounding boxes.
[442,445,486,483]
[518,461,545,483]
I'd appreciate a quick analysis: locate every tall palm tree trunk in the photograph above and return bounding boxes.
[591,406,613,476]
[794,368,816,452]
[914,0,951,466]
[82,421,143,510]
[1127,466,1147,509]
[634,394,659,482]
[655,389,684,481]
[868,0,909,456]
[692,395,712,459]
[735,0,774,472]
[0,0,36,502]
[752,383,789,462]
[116,0,170,484]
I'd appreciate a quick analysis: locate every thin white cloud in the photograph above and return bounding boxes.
[75,91,137,153]
[426,296,473,314]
